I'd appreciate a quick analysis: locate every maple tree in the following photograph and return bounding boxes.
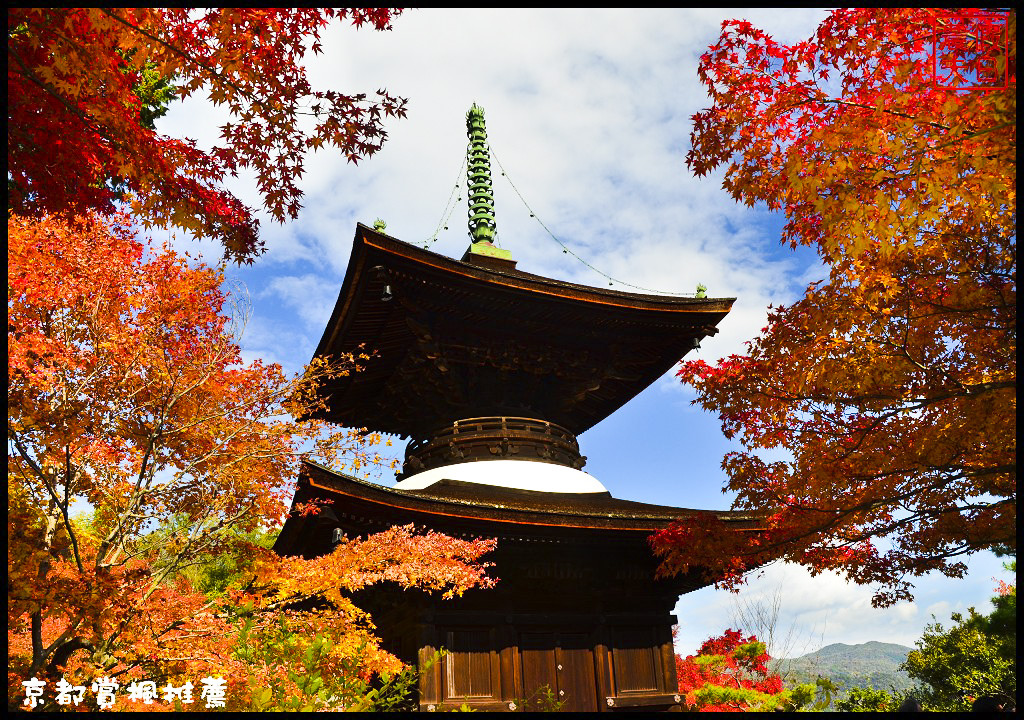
[7,8,407,262]
[675,629,818,711]
[654,8,1016,606]
[7,213,495,711]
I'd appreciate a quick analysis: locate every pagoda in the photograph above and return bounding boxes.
[274,105,757,712]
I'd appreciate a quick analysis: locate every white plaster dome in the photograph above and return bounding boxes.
[393,458,608,494]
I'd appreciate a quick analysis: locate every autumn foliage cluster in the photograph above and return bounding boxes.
[8,8,406,262]
[7,214,496,710]
[654,8,1016,606]
[675,630,811,712]
[7,8,502,712]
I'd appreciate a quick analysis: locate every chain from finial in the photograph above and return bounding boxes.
[466,104,497,244]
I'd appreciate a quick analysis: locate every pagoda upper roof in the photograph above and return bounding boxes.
[311,224,734,439]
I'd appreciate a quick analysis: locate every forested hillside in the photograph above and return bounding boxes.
[781,642,915,695]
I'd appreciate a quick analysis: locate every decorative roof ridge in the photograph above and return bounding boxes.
[355,223,737,308]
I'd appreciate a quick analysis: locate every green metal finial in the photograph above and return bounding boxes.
[464,104,511,260]
[466,104,496,244]
[373,218,387,231]
[696,283,707,298]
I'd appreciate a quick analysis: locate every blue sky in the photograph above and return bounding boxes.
[156,8,1012,658]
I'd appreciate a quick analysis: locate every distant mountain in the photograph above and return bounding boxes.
[779,641,916,696]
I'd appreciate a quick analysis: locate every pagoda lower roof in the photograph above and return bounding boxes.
[274,462,768,599]
[310,224,734,439]
[274,460,760,545]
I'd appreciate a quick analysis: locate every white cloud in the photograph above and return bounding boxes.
[673,550,1012,658]
[923,600,953,620]
[258,274,339,332]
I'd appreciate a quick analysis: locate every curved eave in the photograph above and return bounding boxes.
[294,460,761,534]
[318,225,735,358]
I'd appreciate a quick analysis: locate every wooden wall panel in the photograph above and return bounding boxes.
[443,628,500,702]
[611,626,662,694]
[520,632,559,710]
[417,619,682,711]
[519,631,601,712]
[556,634,599,712]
